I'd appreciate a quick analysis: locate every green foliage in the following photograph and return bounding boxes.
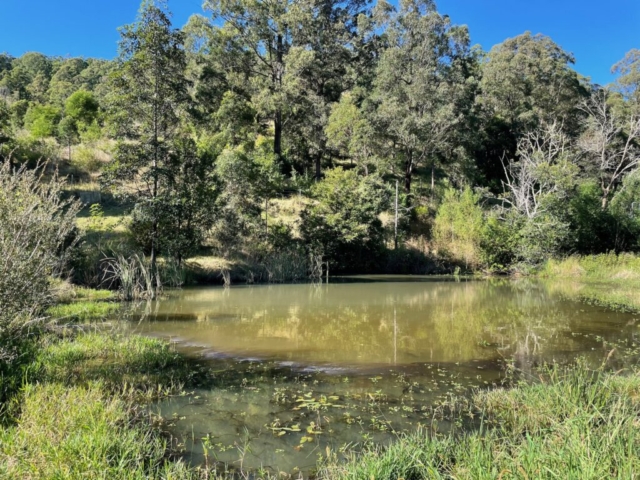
[610,169,640,251]
[0,382,194,479]
[301,168,388,272]
[481,32,586,133]
[24,103,61,138]
[65,89,99,126]
[105,2,214,277]
[433,187,486,270]
[612,48,640,109]
[46,301,120,322]
[0,162,81,352]
[541,252,640,280]
[517,212,571,267]
[71,144,102,172]
[326,92,379,175]
[479,210,522,272]
[0,331,201,479]
[373,0,476,194]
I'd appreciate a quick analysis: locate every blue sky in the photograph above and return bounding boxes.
[0,0,638,85]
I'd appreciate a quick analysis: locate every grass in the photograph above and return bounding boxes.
[5,266,640,478]
[0,330,212,480]
[36,332,208,396]
[3,326,640,479]
[46,301,121,322]
[540,252,640,280]
[539,253,640,312]
[0,382,196,479]
[321,363,640,479]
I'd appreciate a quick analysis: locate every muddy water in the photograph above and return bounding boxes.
[129,277,639,474]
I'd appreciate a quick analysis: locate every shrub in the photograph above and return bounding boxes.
[71,144,102,173]
[479,210,522,272]
[300,168,389,273]
[432,187,486,270]
[0,162,81,357]
[23,104,61,138]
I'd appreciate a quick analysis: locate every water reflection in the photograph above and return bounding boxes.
[132,278,633,369]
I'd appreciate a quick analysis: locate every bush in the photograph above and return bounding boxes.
[516,212,571,267]
[23,104,61,139]
[432,187,486,270]
[71,144,102,173]
[300,168,389,273]
[0,162,81,357]
[479,210,522,272]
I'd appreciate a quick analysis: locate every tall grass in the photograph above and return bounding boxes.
[540,252,640,280]
[102,253,156,300]
[0,382,196,480]
[36,332,201,396]
[261,249,309,283]
[46,301,121,322]
[540,253,640,312]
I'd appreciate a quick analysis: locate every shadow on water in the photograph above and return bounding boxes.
[120,276,640,475]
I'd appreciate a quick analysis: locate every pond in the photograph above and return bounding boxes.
[128,276,639,475]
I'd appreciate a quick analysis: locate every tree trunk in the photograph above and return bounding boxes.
[274,32,284,160]
[431,162,435,193]
[274,110,282,159]
[315,153,322,180]
[602,185,610,210]
[404,153,413,194]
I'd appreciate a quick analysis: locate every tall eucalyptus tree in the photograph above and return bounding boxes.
[105,0,192,295]
[373,0,475,195]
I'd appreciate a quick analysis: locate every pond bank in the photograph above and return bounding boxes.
[539,253,640,312]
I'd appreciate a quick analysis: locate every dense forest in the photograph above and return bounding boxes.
[1,0,639,286]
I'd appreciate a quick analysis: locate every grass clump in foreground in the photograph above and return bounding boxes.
[0,382,195,480]
[37,332,208,395]
[0,332,208,479]
[46,301,121,322]
[321,363,640,480]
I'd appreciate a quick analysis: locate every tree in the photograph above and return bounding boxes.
[326,92,379,175]
[499,122,579,265]
[372,0,475,194]
[612,49,640,110]
[65,90,99,127]
[300,167,388,272]
[48,58,89,105]
[280,0,370,178]
[477,32,587,187]
[578,90,640,209]
[502,122,578,219]
[105,0,192,295]
[204,0,291,160]
[480,32,586,134]
[24,104,61,138]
